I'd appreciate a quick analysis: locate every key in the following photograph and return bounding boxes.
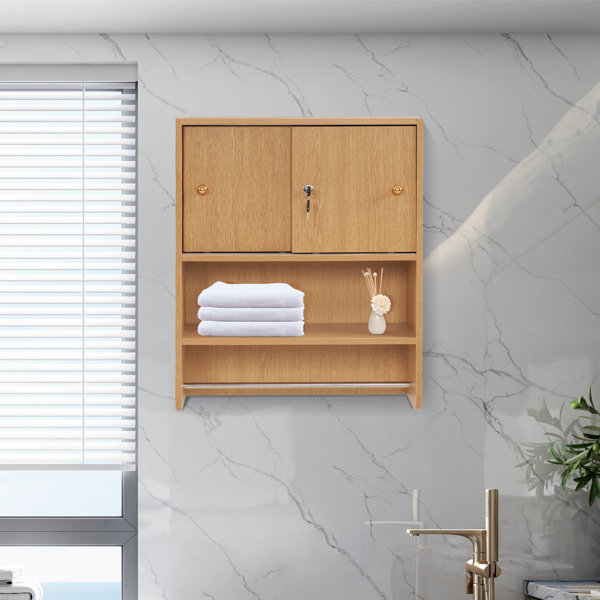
[303,185,313,222]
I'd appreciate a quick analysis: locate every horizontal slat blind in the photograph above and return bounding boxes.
[0,81,137,469]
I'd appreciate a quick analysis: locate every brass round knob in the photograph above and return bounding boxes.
[197,185,208,195]
[392,185,403,195]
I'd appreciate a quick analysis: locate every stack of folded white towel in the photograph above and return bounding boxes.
[197,281,305,336]
[0,567,42,600]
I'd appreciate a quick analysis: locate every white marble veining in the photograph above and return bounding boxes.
[1,33,599,600]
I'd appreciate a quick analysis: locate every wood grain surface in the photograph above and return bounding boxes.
[182,126,291,251]
[291,125,416,252]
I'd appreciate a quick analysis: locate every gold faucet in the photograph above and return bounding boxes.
[407,489,501,600]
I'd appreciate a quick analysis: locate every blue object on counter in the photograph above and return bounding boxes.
[41,582,121,600]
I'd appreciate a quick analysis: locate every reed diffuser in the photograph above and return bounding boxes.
[362,268,391,334]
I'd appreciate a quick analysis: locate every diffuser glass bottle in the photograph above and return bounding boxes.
[362,268,391,335]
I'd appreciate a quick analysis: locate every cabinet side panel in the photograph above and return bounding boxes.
[182,126,291,252]
[412,119,423,408]
[175,121,184,409]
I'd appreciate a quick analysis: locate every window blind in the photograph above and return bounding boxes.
[0,81,137,469]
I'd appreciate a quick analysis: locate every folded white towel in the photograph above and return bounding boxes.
[198,321,304,337]
[198,306,304,322]
[198,282,304,309]
[0,580,43,599]
[0,568,21,584]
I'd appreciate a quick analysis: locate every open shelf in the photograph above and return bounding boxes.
[182,322,416,346]
[182,260,416,326]
[177,254,421,407]
[181,343,417,395]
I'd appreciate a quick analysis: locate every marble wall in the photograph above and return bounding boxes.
[1,32,599,600]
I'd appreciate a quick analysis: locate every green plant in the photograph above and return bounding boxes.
[520,401,577,523]
[547,388,600,506]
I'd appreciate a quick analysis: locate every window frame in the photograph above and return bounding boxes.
[0,67,138,600]
[0,471,137,599]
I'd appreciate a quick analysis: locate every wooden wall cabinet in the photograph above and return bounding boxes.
[176,118,423,410]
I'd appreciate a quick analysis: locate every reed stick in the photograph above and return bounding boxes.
[362,271,373,299]
[362,268,379,298]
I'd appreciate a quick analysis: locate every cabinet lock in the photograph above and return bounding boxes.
[303,185,314,220]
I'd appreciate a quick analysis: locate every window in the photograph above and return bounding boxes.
[0,547,123,600]
[0,65,137,600]
[0,470,122,516]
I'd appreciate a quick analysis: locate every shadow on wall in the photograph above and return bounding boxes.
[519,399,600,576]
[422,79,600,593]
[426,77,600,365]
[427,80,600,273]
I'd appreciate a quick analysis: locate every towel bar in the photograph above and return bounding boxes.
[182,382,413,389]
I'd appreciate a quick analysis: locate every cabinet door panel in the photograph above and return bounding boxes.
[292,126,416,252]
[183,126,291,252]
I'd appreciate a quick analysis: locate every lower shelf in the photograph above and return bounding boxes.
[182,322,416,345]
[179,342,418,407]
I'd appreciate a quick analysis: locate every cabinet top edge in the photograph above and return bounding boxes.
[176,117,423,127]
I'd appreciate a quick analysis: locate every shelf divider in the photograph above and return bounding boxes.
[182,252,417,263]
[182,322,416,346]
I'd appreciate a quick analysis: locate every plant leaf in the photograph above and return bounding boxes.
[574,473,593,490]
[549,443,565,463]
[565,442,594,448]
[565,449,589,465]
[588,387,597,413]
[590,477,600,506]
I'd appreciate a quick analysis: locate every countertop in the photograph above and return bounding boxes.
[527,581,600,600]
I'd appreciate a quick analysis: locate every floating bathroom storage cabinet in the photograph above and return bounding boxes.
[175,118,423,410]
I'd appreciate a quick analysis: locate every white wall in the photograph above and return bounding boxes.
[1,33,599,600]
